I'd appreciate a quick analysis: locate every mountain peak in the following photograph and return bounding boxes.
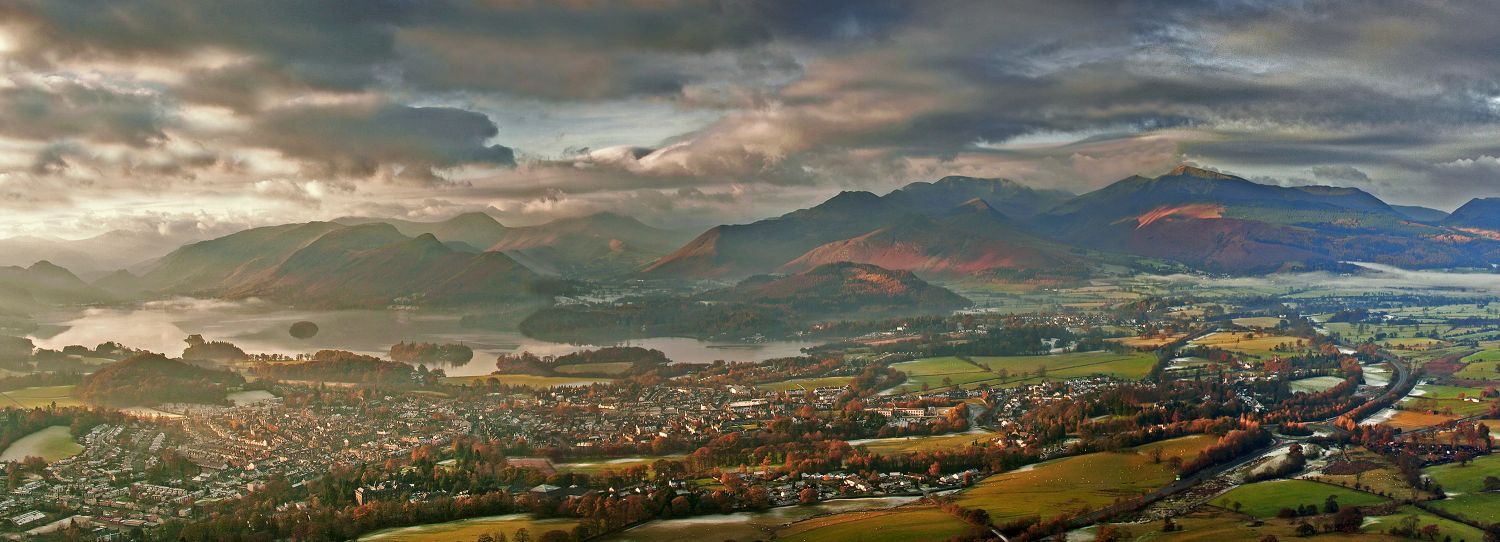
[1166,165,1237,180]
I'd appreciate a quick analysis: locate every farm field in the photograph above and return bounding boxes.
[358,514,579,542]
[553,455,688,475]
[889,357,992,390]
[604,497,919,542]
[1232,316,1285,328]
[1106,509,1404,541]
[758,376,856,392]
[1189,331,1306,359]
[0,385,82,409]
[0,425,84,463]
[1213,479,1388,518]
[775,504,969,542]
[970,351,1157,387]
[444,374,611,388]
[1378,410,1460,431]
[954,434,1215,522]
[1454,348,1500,380]
[1366,506,1489,542]
[1289,376,1346,393]
[1422,450,1500,522]
[1108,333,1186,349]
[1310,448,1433,500]
[849,431,1000,455]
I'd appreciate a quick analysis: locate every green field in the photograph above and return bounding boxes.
[1289,376,1346,393]
[358,514,579,541]
[1454,348,1500,380]
[892,351,1157,391]
[1402,384,1492,416]
[553,455,688,475]
[852,431,1000,455]
[1423,459,1500,530]
[0,385,82,409]
[1366,506,1488,542]
[1189,331,1307,359]
[889,357,992,390]
[954,434,1215,522]
[0,425,84,463]
[758,376,856,392]
[444,374,611,389]
[972,351,1158,386]
[776,505,969,542]
[1214,479,1388,518]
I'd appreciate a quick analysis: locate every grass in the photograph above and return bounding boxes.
[892,351,1158,391]
[1108,334,1186,349]
[954,434,1215,522]
[1366,506,1488,542]
[357,514,579,542]
[553,454,688,475]
[972,351,1158,387]
[553,362,635,376]
[1310,447,1434,500]
[0,425,84,463]
[757,376,856,392]
[444,374,611,389]
[0,385,82,409]
[1421,456,1500,528]
[1105,509,1404,541]
[776,505,969,542]
[1454,349,1500,380]
[1379,410,1460,431]
[1232,316,1286,328]
[1289,376,1346,393]
[1213,479,1388,518]
[852,431,1000,455]
[1189,331,1307,359]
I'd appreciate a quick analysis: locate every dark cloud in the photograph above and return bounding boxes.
[249,103,514,181]
[0,79,166,146]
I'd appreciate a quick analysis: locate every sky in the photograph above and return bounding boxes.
[3,0,1500,241]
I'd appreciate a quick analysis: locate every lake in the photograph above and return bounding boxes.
[28,298,819,376]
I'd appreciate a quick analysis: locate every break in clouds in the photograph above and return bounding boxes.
[3,0,1500,239]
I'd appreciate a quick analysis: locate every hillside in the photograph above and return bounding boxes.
[487,212,689,276]
[135,221,344,294]
[0,260,115,308]
[76,353,245,407]
[335,212,511,251]
[524,262,968,341]
[779,199,1086,278]
[222,224,549,307]
[642,176,1072,279]
[1443,197,1500,232]
[1035,165,1495,272]
[702,261,970,315]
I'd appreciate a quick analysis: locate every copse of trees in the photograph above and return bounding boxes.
[390,341,474,364]
[181,334,249,362]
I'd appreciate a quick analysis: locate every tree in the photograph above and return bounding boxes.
[514,528,531,542]
[799,487,819,505]
[1260,536,1279,542]
[1296,522,1317,537]
[537,530,571,542]
[1332,507,1363,534]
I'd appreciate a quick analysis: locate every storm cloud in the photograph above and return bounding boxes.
[2,0,1500,238]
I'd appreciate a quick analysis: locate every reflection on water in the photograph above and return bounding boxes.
[28,298,820,376]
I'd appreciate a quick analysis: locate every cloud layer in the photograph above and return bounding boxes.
[2,0,1500,239]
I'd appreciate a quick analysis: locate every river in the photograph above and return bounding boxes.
[27,298,819,376]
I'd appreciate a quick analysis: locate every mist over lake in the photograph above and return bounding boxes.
[26,298,817,376]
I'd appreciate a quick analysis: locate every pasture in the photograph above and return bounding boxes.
[850,431,1000,455]
[0,425,83,463]
[954,434,1215,522]
[1213,479,1388,518]
[358,514,579,542]
[1189,331,1306,359]
[0,385,82,409]
[775,504,968,542]
[757,376,855,392]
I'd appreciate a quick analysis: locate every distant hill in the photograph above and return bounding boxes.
[131,222,556,308]
[702,261,970,315]
[642,175,1072,279]
[487,212,690,276]
[1391,205,1449,224]
[0,261,115,308]
[524,261,968,341]
[0,229,204,275]
[1035,165,1494,272]
[1444,198,1500,232]
[251,349,416,385]
[779,199,1087,278]
[337,211,687,277]
[335,212,511,251]
[76,353,245,407]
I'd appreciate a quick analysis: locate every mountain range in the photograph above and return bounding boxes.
[642,165,1500,278]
